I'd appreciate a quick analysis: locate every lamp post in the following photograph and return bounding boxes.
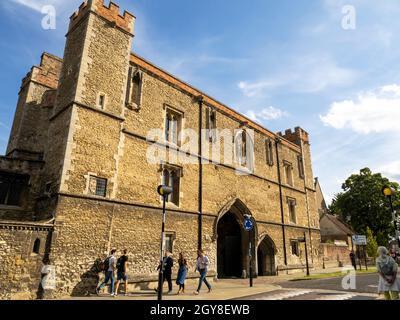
[298,233,310,276]
[382,186,400,248]
[243,214,254,287]
[157,185,173,301]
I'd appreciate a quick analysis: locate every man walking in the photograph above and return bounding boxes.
[194,249,212,295]
[114,249,129,296]
[156,251,174,294]
[96,249,117,296]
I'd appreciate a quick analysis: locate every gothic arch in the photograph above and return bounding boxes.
[212,198,256,241]
[258,233,277,254]
[214,198,258,279]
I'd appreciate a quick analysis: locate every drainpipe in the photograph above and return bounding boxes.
[198,95,204,250]
[275,137,287,266]
[299,139,314,264]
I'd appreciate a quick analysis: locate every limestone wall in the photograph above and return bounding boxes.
[0,224,51,300]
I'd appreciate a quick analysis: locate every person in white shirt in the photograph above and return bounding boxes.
[96,249,117,296]
[194,249,212,295]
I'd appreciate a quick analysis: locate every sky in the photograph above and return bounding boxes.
[1,0,400,204]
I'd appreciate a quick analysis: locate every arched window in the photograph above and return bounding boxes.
[125,66,143,110]
[234,129,254,171]
[33,238,41,254]
[161,165,182,206]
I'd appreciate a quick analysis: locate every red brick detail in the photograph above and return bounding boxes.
[277,127,310,146]
[21,53,62,91]
[70,0,135,34]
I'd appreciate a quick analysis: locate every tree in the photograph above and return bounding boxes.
[366,227,378,258]
[330,168,400,246]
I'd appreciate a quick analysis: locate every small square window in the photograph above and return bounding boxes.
[164,232,176,254]
[288,198,297,223]
[291,241,299,256]
[89,176,107,197]
[98,94,106,109]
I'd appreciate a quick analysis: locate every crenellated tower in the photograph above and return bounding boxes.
[43,0,135,194]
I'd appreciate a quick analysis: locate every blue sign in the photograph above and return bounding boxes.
[244,218,254,232]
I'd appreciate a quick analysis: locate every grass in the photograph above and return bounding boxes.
[290,267,377,281]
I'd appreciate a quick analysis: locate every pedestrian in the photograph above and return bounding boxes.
[176,253,188,294]
[156,251,174,294]
[376,246,400,300]
[349,251,357,271]
[114,249,129,296]
[96,249,117,296]
[390,248,398,261]
[194,249,212,295]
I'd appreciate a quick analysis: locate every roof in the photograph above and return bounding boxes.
[322,214,354,236]
[130,53,303,152]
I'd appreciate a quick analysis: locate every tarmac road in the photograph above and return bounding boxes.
[236,273,380,300]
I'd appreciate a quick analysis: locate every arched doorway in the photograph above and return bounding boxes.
[215,199,257,279]
[257,236,276,276]
[217,212,242,278]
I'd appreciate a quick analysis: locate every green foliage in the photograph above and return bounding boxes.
[329,168,400,246]
[366,227,378,258]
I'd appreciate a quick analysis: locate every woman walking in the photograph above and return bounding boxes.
[376,246,400,300]
[194,249,212,295]
[176,253,188,294]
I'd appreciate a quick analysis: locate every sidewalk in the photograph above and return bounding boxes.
[73,280,279,300]
[73,266,364,300]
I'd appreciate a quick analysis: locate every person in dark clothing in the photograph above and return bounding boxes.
[114,249,129,296]
[156,251,174,294]
[350,251,357,270]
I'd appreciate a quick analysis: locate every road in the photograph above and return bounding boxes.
[237,273,380,300]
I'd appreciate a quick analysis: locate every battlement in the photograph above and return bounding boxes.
[20,53,62,92]
[277,127,310,146]
[69,0,135,34]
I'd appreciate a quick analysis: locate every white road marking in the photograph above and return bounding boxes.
[316,293,358,301]
[257,290,312,300]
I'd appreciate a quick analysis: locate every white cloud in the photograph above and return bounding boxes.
[245,106,288,123]
[10,0,65,12]
[376,161,400,181]
[238,55,358,97]
[238,80,281,98]
[320,84,400,134]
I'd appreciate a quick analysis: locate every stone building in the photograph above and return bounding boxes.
[315,178,354,268]
[0,0,321,299]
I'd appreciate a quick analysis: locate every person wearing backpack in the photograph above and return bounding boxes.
[114,249,129,296]
[96,249,117,296]
[376,246,400,300]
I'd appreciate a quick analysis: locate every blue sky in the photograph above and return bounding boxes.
[1,0,400,203]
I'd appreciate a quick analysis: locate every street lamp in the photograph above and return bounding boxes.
[156,185,173,301]
[297,233,310,276]
[382,186,400,248]
[243,214,254,287]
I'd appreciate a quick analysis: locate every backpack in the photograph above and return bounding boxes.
[116,257,123,270]
[99,256,111,273]
[379,259,395,276]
